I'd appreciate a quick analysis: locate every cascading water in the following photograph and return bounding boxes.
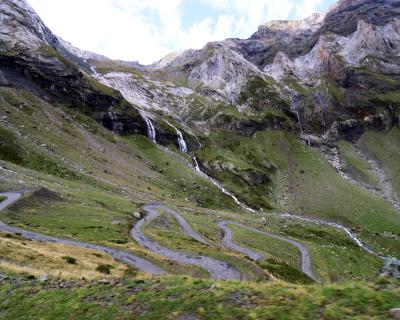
[284,85,303,133]
[141,113,156,142]
[314,89,332,135]
[100,112,104,126]
[107,111,124,133]
[165,121,188,153]
[130,113,254,212]
[290,96,303,133]
[160,145,256,213]
[176,130,187,153]
[193,157,201,173]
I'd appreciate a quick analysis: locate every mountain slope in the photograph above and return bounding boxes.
[0,1,399,317]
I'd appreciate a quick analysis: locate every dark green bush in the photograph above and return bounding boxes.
[96,264,113,274]
[61,256,77,265]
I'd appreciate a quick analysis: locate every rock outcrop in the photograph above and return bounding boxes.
[148,0,400,137]
[1,0,399,143]
[0,0,148,136]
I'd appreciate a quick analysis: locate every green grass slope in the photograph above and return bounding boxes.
[0,276,398,320]
[197,130,400,257]
[337,140,379,188]
[358,128,400,198]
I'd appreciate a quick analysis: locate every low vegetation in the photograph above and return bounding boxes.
[197,130,400,258]
[96,264,113,275]
[0,232,128,280]
[0,275,398,320]
[337,140,378,188]
[358,128,400,198]
[258,259,314,284]
[61,256,77,265]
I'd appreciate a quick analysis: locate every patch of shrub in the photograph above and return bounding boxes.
[96,264,114,274]
[61,256,77,265]
[110,239,128,244]
[258,258,314,284]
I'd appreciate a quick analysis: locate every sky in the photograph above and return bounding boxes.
[28,0,337,65]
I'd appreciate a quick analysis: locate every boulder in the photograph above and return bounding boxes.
[132,212,141,219]
[390,308,400,320]
[381,257,400,280]
[39,274,48,282]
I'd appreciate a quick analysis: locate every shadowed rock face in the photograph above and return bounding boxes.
[0,54,115,109]
[0,0,117,109]
[0,0,154,138]
[324,0,400,34]
[230,0,400,68]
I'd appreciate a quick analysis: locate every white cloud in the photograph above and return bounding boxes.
[27,0,326,64]
[295,0,324,18]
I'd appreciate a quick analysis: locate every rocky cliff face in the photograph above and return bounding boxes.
[0,0,152,138]
[143,0,400,139]
[1,0,399,145]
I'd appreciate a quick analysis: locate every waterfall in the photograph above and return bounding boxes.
[314,89,333,135]
[107,111,124,133]
[141,113,156,142]
[176,130,187,153]
[165,121,188,153]
[284,84,303,133]
[290,96,303,133]
[193,157,201,173]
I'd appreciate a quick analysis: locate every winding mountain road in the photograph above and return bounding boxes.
[3,191,373,283]
[0,192,318,281]
[218,221,317,281]
[154,204,211,246]
[131,204,241,280]
[0,192,166,275]
[218,221,264,261]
